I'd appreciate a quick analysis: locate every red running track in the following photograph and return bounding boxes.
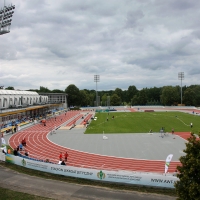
[175,132,199,141]
[9,111,188,173]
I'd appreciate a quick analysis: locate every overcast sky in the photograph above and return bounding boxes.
[0,0,200,91]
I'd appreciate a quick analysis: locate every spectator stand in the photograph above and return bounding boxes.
[1,120,34,136]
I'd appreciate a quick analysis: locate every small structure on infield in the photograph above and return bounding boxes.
[103,131,108,140]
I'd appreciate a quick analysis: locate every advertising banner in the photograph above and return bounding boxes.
[5,155,178,188]
[165,154,173,174]
[1,137,6,145]
[1,137,7,153]
[0,151,5,161]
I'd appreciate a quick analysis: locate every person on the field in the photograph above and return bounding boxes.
[59,152,63,161]
[22,138,26,146]
[19,143,24,151]
[13,148,18,156]
[7,148,11,154]
[61,160,66,165]
[172,128,174,134]
[64,151,69,162]
[25,150,29,157]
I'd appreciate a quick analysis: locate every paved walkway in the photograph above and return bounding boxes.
[0,165,176,200]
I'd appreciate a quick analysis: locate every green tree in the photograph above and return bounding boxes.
[183,88,195,106]
[79,90,90,106]
[39,86,51,93]
[160,86,179,105]
[5,86,14,90]
[101,94,108,106]
[88,93,95,106]
[191,85,200,106]
[51,89,64,93]
[127,85,138,103]
[131,95,139,105]
[65,84,80,107]
[146,87,162,104]
[114,88,123,101]
[123,90,129,103]
[138,89,148,105]
[110,94,121,106]
[175,133,200,200]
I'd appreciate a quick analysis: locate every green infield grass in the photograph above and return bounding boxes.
[85,111,200,134]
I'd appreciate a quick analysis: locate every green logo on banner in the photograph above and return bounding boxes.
[22,159,26,167]
[97,170,105,179]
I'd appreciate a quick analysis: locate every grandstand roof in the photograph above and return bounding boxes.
[0,90,39,95]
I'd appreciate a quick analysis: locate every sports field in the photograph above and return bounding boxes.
[85,111,200,134]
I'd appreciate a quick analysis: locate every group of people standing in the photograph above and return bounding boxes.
[58,151,69,165]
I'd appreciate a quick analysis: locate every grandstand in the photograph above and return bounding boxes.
[0,90,68,134]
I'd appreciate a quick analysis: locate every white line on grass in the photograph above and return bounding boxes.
[176,117,190,126]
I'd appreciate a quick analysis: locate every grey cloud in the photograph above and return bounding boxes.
[125,10,144,28]
[168,0,197,10]
[1,0,200,91]
[188,68,200,75]
[192,29,200,39]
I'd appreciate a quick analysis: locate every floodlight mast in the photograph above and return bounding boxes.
[94,75,100,107]
[178,72,184,105]
[0,0,15,35]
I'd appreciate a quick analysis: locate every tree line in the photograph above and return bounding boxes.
[4,84,200,107]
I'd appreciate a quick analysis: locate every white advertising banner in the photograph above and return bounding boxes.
[0,151,5,161]
[1,137,6,145]
[5,155,178,188]
[165,154,173,174]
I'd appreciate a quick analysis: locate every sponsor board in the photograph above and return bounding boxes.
[5,154,14,163]
[0,151,5,161]
[5,155,178,188]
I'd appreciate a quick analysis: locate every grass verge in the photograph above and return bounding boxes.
[0,186,52,200]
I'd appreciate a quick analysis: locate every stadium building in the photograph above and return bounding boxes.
[0,90,68,130]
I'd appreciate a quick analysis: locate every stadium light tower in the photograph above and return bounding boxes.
[0,0,15,35]
[178,72,184,105]
[94,75,100,107]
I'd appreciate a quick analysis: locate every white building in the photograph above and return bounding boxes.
[38,93,68,109]
[0,90,48,109]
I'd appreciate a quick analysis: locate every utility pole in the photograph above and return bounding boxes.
[178,72,184,105]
